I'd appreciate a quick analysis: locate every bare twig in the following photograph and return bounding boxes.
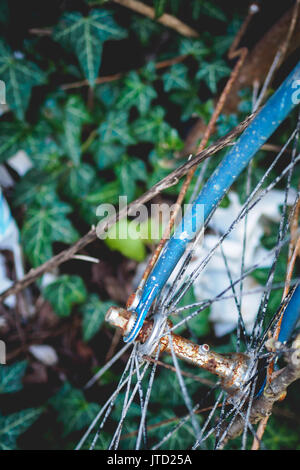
[112,0,199,38]
[0,113,255,304]
[60,54,188,91]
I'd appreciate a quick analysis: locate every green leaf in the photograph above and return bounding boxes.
[0,41,45,119]
[80,294,113,341]
[62,96,91,164]
[13,169,59,208]
[201,1,226,21]
[192,0,226,21]
[50,382,100,436]
[0,361,27,394]
[85,180,120,205]
[0,122,28,163]
[0,408,42,450]
[98,111,135,146]
[115,155,147,201]
[43,275,87,317]
[22,201,79,267]
[138,218,164,244]
[179,38,209,59]
[54,9,126,87]
[196,60,230,93]
[93,141,124,170]
[169,88,202,121]
[162,63,189,92]
[117,71,157,115]
[154,0,167,18]
[263,416,300,450]
[27,137,62,172]
[216,113,238,137]
[132,106,170,142]
[130,16,162,45]
[95,82,120,108]
[105,219,147,262]
[64,162,96,199]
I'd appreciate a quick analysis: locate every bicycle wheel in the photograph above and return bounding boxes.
[77,65,300,451]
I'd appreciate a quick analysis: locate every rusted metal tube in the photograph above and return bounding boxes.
[105,306,250,393]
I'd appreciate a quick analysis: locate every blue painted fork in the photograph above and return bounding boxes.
[124,61,300,344]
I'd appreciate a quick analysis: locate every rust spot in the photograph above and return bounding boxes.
[126,292,136,309]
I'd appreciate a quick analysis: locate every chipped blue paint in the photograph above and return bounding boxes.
[124,61,300,343]
[279,284,300,343]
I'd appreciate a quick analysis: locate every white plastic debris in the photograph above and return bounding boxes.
[0,253,15,308]
[29,344,58,366]
[183,189,296,336]
[41,272,58,288]
[7,150,33,176]
[0,165,14,188]
[0,187,25,308]
[0,153,33,314]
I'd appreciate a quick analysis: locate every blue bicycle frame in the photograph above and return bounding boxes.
[124,61,300,344]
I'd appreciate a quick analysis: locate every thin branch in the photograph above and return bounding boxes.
[112,0,199,38]
[0,113,255,303]
[60,54,188,91]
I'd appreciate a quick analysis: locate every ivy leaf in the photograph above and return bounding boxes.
[85,180,121,205]
[0,122,28,163]
[130,16,162,45]
[50,382,100,436]
[117,71,157,115]
[62,96,91,165]
[154,0,167,18]
[192,0,226,21]
[196,60,230,93]
[155,127,184,158]
[95,82,120,108]
[151,368,199,408]
[0,361,27,394]
[78,178,121,225]
[170,88,202,121]
[22,201,79,267]
[0,408,42,450]
[27,137,62,172]
[139,61,157,82]
[0,41,45,119]
[80,294,113,341]
[216,113,238,137]
[115,155,147,201]
[64,162,96,199]
[13,169,59,208]
[93,141,124,170]
[98,111,135,146]
[162,63,189,92]
[179,38,209,59]
[132,106,170,142]
[43,275,87,317]
[54,9,126,87]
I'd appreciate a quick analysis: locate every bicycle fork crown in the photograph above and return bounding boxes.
[105,306,251,394]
